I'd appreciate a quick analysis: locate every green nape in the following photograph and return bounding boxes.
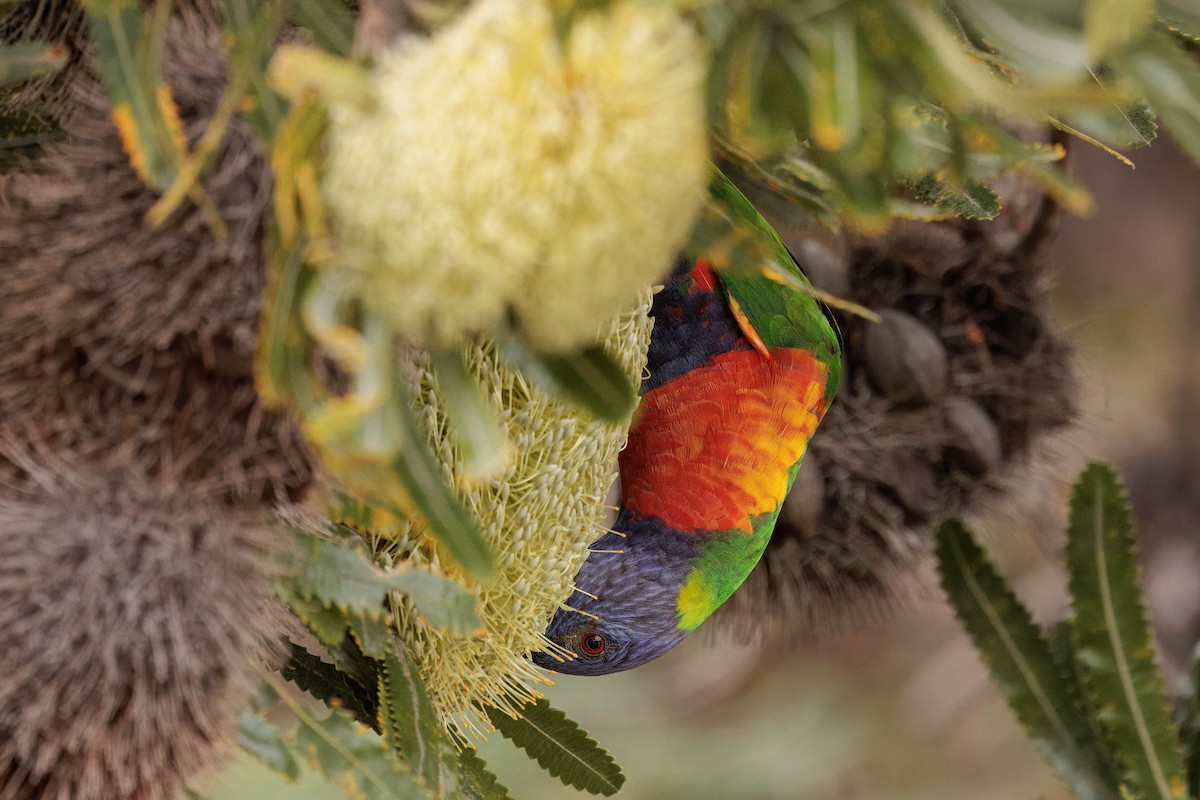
[708,171,843,406]
[675,509,780,631]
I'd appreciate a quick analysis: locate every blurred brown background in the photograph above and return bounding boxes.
[210,137,1200,800]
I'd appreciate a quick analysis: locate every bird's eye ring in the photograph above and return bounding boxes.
[579,633,606,656]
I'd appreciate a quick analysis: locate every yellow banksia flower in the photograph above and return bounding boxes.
[321,0,708,350]
[373,296,653,739]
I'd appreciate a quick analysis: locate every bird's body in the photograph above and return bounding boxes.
[535,246,840,676]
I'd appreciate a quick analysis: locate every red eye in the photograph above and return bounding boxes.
[579,633,606,656]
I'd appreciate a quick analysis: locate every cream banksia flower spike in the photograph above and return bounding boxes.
[316,0,708,350]
[373,297,653,739]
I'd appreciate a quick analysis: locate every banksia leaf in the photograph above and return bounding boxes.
[291,531,481,633]
[1182,648,1200,800]
[497,334,638,423]
[1065,462,1187,800]
[1084,0,1155,58]
[218,0,289,142]
[429,348,508,478]
[380,647,459,795]
[1118,33,1200,165]
[392,390,495,578]
[289,593,360,645]
[0,42,67,87]
[912,177,1002,221]
[236,710,302,781]
[289,0,356,57]
[1047,621,1124,791]
[936,519,1117,800]
[485,698,626,796]
[458,750,516,800]
[83,0,187,190]
[282,644,380,731]
[287,703,429,800]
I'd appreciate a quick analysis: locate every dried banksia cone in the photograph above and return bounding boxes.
[368,299,653,740]
[0,8,312,799]
[718,166,1077,637]
[0,477,280,800]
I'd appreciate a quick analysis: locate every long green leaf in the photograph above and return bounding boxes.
[497,334,638,423]
[235,709,302,781]
[458,750,516,800]
[219,0,289,142]
[281,643,380,731]
[290,531,482,633]
[1118,33,1200,165]
[289,0,356,56]
[380,647,459,796]
[1065,462,1187,800]
[276,688,430,800]
[485,698,625,796]
[429,348,508,478]
[1180,646,1200,800]
[0,42,67,87]
[83,0,186,190]
[392,393,495,578]
[936,518,1117,800]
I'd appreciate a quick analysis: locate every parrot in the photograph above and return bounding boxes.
[533,189,842,676]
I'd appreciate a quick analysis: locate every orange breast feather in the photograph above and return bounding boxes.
[618,347,828,534]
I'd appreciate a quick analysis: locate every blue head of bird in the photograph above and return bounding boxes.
[531,516,697,676]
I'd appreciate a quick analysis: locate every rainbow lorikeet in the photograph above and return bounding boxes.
[534,238,841,676]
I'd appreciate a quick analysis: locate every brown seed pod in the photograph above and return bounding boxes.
[863,308,949,406]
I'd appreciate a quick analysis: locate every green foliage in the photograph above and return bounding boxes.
[291,705,428,800]
[281,644,381,730]
[0,42,66,87]
[936,519,1117,800]
[496,333,638,423]
[458,749,517,800]
[1065,463,1187,800]
[485,698,626,797]
[235,709,302,781]
[82,0,186,190]
[379,647,461,796]
[938,462,1197,800]
[287,529,482,635]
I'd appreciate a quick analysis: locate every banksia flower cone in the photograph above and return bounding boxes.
[374,299,653,739]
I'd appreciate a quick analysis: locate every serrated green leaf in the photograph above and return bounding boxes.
[936,519,1117,800]
[912,175,1002,220]
[289,0,356,56]
[1048,621,1125,790]
[0,42,67,87]
[391,392,494,579]
[429,348,508,478]
[1118,33,1200,165]
[380,646,458,796]
[1180,646,1200,800]
[289,593,356,645]
[497,334,638,423]
[291,705,430,800]
[290,531,481,633]
[485,697,625,796]
[282,643,380,730]
[458,749,516,800]
[235,709,302,781]
[346,608,392,658]
[1065,462,1187,800]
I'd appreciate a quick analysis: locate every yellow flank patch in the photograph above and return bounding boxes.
[676,571,714,630]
